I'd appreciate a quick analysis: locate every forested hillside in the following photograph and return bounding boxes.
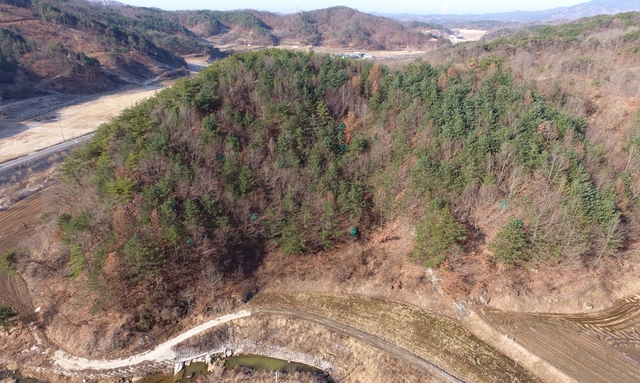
[101,5,447,49]
[246,7,446,49]
[429,14,640,261]
[47,45,632,329]
[0,0,210,98]
[0,0,445,100]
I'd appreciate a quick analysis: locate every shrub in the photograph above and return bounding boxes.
[0,250,18,276]
[0,305,16,331]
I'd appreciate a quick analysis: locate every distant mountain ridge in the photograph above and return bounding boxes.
[376,0,640,24]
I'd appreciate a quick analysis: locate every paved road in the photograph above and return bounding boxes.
[0,133,94,173]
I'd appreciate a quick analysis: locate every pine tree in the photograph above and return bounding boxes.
[490,217,529,266]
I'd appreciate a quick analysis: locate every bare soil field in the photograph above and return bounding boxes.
[0,86,163,163]
[0,55,208,165]
[0,269,32,319]
[483,295,640,383]
[0,94,83,122]
[0,186,50,255]
[449,29,487,44]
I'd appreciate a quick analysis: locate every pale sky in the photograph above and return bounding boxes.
[118,0,587,15]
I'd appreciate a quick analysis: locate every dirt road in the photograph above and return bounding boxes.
[53,311,251,370]
[253,307,464,383]
[0,133,93,174]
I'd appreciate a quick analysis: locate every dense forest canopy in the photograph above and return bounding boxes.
[55,48,632,328]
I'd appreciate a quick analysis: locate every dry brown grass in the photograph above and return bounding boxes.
[196,369,329,383]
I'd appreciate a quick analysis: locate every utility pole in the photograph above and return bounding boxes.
[57,116,65,142]
[275,371,279,383]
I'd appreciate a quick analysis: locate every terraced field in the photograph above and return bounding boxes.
[0,189,43,319]
[0,187,44,253]
[483,295,640,383]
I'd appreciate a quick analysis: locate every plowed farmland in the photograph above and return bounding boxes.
[483,296,640,383]
[0,187,45,253]
[0,189,46,319]
[0,268,32,319]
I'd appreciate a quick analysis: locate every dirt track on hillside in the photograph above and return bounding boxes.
[252,294,542,383]
[53,311,251,371]
[253,307,464,383]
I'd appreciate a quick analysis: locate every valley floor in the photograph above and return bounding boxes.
[0,86,163,164]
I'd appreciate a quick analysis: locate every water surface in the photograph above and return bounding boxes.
[225,354,322,372]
